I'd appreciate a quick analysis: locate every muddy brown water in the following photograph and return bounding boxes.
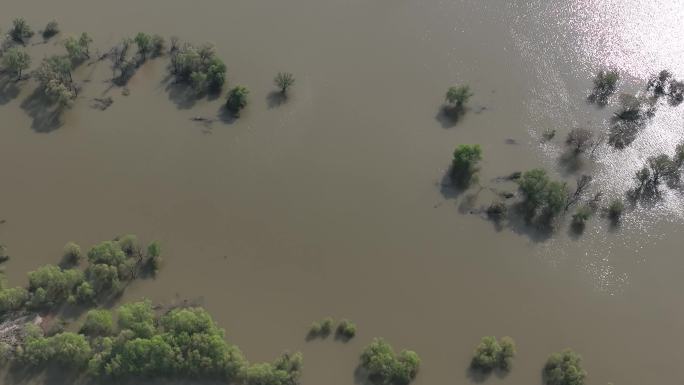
[1,1,684,384]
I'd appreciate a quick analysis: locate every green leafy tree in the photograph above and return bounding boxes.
[145,240,162,272]
[88,241,127,266]
[88,263,121,295]
[336,319,356,340]
[169,41,227,94]
[118,300,156,338]
[134,32,152,59]
[310,317,334,338]
[0,287,29,312]
[274,72,295,94]
[21,332,92,368]
[543,349,586,385]
[226,86,249,116]
[64,33,92,63]
[445,85,473,110]
[2,48,31,80]
[63,241,82,265]
[243,352,303,385]
[27,265,84,308]
[518,169,568,222]
[471,336,516,372]
[117,234,138,256]
[360,338,421,385]
[81,309,114,337]
[451,144,482,186]
[76,281,95,304]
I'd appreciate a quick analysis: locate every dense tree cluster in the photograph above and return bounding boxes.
[451,144,482,187]
[20,331,92,368]
[80,309,114,337]
[518,169,568,224]
[27,264,84,308]
[10,300,305,384]
[34,54,78,107]
[360,338,420,385]
[169,41,226,94]
[629,151,683,200]
[0,236,161,312]
[470,336,516,372]
[543,349,586,385]
[108,33,165,85]
[0,286,29,313]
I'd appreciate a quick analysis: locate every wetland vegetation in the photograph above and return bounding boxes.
[0,4,681,385]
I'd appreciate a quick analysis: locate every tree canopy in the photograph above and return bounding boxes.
[543,349,586,385]
[360,338,421,385]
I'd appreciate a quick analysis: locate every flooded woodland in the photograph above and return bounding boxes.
[1,0,684,384]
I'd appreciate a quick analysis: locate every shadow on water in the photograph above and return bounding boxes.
[165,81,199,109]
[217,105,238,125]
[353,366,374,385]
[466,366,510,384]
[266,91,287,109]
[20,88,64,133]
[557,150,584,176]
[435,105,467,129]
[0,75,21,105]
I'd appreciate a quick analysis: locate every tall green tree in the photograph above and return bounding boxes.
[2,48,31,80]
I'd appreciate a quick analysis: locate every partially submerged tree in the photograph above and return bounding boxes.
[450,144,482,187]
[226,85,249,116]
[631,154,682,199]
[606,198,624,224]
[274,72,295,95]
[35,55,77,107]
[360,338,421,385]
[470,336,516,372]
[571,205,592,232]
[134,32,153,60]
[42,20,59,40]
[543,349,586,385]
[62,241,82,265]
[309,317,334,338]
[589,69,619,104]
[169,41,227,94]
[64,33,93,64]
[1,47,31,80]
[565,175,592,211]
[565,128,593,154]
[518,169,568,224]
[445,85,473,114]
[9,18,34,44]
[336,319,356,340]
[608,94,655,149]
